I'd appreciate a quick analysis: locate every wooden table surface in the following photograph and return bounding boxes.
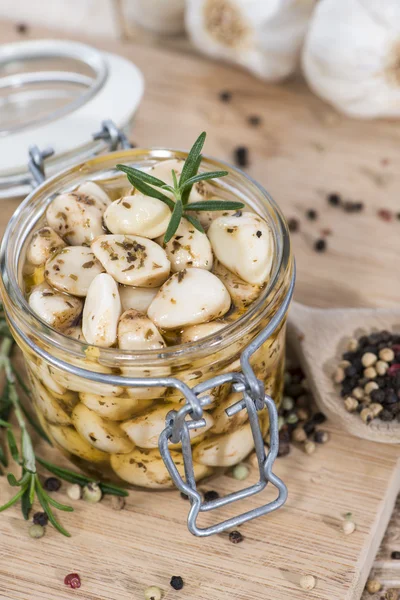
[0,20,399,600]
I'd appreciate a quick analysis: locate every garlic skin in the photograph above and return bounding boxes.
[302,0,400,118]
[122,0,186,35]
[186,0,315,81]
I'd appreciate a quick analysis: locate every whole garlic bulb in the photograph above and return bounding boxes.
[185,0,316,81]
[302,0,400,118]
[122,0,185,35]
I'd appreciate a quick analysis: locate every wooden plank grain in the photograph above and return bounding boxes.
[0,20,398,600]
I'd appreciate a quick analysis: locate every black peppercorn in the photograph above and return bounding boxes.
[391,551,400,559]
[288,218,299,233]
[234,146,249,168]
[306,209,317,220]
[219,91,232,102]
[204,490,219,502]
[229,530,244,544]
[371,389,385,403]
[180,492,189,500]
[16,22,28,34]
[248,115,261,127]
[170,576,184,591]
[314,238,327,252]
[327,193,341,206]
[313,412,327,425]
[43,477,61,492]
[33,512,48,527]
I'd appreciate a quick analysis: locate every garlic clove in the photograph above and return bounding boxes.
[118,309,165,350]
[77,181,112,209]
[31,378,72,426]
[28,282,83,332]
[49,361,123,397]
[181,321,226,344]
[26,227,66,266]
[186,0,315,82]
[149,159,211,203]
[104,193,171,239]
[193,423,254,466]
[91,234,171,287]
[46,192,105,246]
[147,268,231,329]
[63,325,86,342]
[208,211,273,285]
[79,392,154,421]
[72,403,134,454]
[49,424,109,463]
[110,448,212,488]
[119,285,159,313]
[302,0,400,118]
[210,391,248,434]
[45,246,104,297]
[156,217,213,272]
[212,259,260,310]
[82,273,121,348]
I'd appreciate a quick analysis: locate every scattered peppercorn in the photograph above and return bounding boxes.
[64,573,81,589]
[170,576,184,591]
[232,463,249,480]
[234,146,249,168]
[16,22,28,34]
[33,512,48,527]
[248,115,261,127]
[366,579,382,594]
[202,490,219,503]
[144,586,162,600]
[180,492,189,500]
[278,426,291,456]
[229,530,244,544]
[327,193,341,206]
[343,200,364,213]
[82,482,102,503]
[111,495,126,510]
[44,477,61,492]
[306,209,317,220]
[288,218,300,233]
[29,524,45,539]
[219,91,232,102]
[314,430,329,444]
[391,551,400,560]
[386,589,399,600]
[397,213,400,221]
[66,484,82,501]
[377,208,393,222]
[314,238,326,252]
[342,519,356,535]
[299,575,316,591]
[321,228,333,236]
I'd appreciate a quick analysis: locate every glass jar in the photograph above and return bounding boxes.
[0,149,293,493]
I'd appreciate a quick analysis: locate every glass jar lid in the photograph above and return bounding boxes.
[0,39,144,199]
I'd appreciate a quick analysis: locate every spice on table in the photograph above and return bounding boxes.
[111,495,126,510]
[43,476,61,492]
[304,440,316,455]
[234,146,249,168]
[292,427,307,443]
[204,490,219,502]
[248,115,261,127]
[144,587,162,600]
[327,193,341,206]
[219,90,232,102]
[391,551,400,560]
[314,238,326,252]
[299,574,316,591]
[170,576,184,591]
[288,218,300,233]
[229,530,244,544]
[64,573,81,589]
[278,426,291,457]
[314,430,329,444]
[29,524,45,539]
[377,208,393,222]
[66,484,82,501]
[343,200,364,213]
[366,579,382,594]
[232,463,249,481]
[306,209,318,220]
[386,589,400,600]
[342,519,356,535]
[82,482,102,503]
[16,22,28,34]
[33,512,48,527]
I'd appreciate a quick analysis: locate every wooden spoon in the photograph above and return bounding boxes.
[287,301,400,444]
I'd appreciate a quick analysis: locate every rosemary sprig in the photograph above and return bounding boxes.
[0,310,128,536]
[116,131,245,242]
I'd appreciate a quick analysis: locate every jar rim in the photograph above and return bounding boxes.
[0,148,292,367]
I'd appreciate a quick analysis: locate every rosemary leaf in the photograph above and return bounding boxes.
[0,418,11,428]
[100,484,129,497]
[46,495,74,512]
[180,170,229,191]
[35,477,71,537]
[6,473,19,487]
[116,164,167,187]
[0,485,27,512]
[185,200,244,212]
[0,445,7,468]
[21,484,32,520]
[7,429,21,464]
[179,132,206,187]
[183,214,205,234]
[181,154,201,205]
[164,200,183,243]
[126,174,175,210]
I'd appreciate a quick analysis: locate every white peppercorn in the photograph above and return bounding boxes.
[344,397,358,412]
[282,396,294,411]
[379,348,394,362]
[351,387,364,400]
[364,367,377,380]
[232,463,249,481]
[376,360,388,375]
[366,579,381,594]
[304,440,316,455]
[292,427,307,443]
[144,586,162,600]
[66,484,82,501]
[361,352,377,367]
[342,520,356,535]
[364,381,379,395]
[299,575,316,591]
[347,338,358,352]
[111,495,126,510]
[333,367,345,383]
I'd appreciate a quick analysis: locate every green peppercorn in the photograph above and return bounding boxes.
[82,482,102,503]
[29,524,45,539]
[232,463,249,481]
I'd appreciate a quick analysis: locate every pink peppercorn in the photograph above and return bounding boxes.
[64,573,81,589]
[377,208,393,222]
[387,364,400,377]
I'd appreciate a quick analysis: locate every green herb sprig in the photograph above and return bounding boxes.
[116,131,245,243]
[0,314,127,536]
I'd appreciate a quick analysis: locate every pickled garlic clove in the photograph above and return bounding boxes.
[77,181,112,209]
[147,268,231,329]
[91,234,170,287]
[193,423,254,466]
[156,217,213,272]
[45,246,104,297]
[121,403,214,449]
[119,285,159,313]
[49,425,109,463]
[82,273,121,348]
[30,378,72,426]
[210,392,249,434]
[118,309,165,350]
[46,192,105,245]
[212,259,260,310]
[72,403,134,454]
[79,392,154,421]
[104,193,171,239]
[26,227,66,266]
[110,447,212,488]
[208,211,274,285]
[49,361,123,397]
[28,282,83,332]
[64,324,86,342]
[181,321,226,344]
[149,158,211,203]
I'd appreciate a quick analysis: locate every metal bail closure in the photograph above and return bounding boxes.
[158,388,288,537]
